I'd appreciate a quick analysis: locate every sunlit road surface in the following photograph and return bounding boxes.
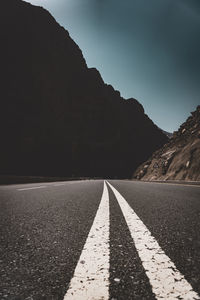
[1,180,200,300]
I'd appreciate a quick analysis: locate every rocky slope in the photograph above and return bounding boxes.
[133,106,200,181]
[0,0,168,178]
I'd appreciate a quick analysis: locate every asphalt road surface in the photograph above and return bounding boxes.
[1,180,200,300]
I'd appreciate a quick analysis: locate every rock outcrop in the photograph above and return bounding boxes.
[133,106,200,181]
[0,0,168,178]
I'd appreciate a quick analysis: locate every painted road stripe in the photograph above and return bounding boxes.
[17,186,47,191]
[64,181,110,300]
[107,181,200,300]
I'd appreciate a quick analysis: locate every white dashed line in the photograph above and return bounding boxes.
[17,186,47,191]
[64,181,110,300]
[107,181,200,300]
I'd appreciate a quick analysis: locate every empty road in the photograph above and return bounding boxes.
[0,180,200,300]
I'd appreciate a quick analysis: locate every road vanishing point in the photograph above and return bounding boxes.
[1,180,200,300]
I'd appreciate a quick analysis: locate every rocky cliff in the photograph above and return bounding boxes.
[133,106,200,181]
[0,0,168,178]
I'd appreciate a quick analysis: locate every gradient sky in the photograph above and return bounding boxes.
[25,0,200,132]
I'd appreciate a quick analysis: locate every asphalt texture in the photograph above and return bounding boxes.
[0,180,200,300]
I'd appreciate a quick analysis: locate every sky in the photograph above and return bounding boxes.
[25,0,200,132]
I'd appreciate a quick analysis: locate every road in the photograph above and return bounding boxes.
[0,180,200,300]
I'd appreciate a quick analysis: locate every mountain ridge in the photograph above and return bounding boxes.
[0,0,168,178]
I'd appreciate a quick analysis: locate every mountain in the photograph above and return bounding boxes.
[133,106,200,181]
[0,0,168,179]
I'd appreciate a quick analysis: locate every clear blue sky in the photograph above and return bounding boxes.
[25,0,200,132]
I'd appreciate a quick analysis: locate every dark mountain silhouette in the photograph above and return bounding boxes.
[134,106,200,181]
[0,0,168,179]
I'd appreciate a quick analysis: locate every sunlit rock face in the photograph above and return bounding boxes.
[0,0,168,178]
[134,106,200,181]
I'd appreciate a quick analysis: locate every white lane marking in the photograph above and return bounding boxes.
[64,181,110,300]
[17,186,47,191]
[107,181,200,300]
[53,183,65,186]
